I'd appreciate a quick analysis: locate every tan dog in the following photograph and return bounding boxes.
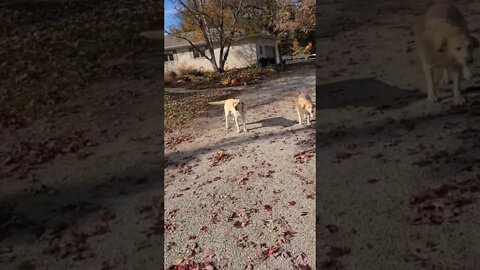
[294,92,315,125]
[413,2,479,105]
[209,99,247,133]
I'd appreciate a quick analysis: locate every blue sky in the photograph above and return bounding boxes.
[165,1,180,31]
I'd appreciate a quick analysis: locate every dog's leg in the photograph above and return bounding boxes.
[234,115,241,133]
[306,113,311,126]
[424,65,438,103]
[462,65,472,81]
[295,106,303,125]
[242,114,247,132]
[452,70,465,105]
[439,68,450,86]
[225,109,230,129]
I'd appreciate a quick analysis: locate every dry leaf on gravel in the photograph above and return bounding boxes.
[165,134,195,149]
[409,180,479,225]
[293,149,315,163]
[244,262,254,270]
[0,130,98,177]
[211,149,231,166]
[167,259,216,270]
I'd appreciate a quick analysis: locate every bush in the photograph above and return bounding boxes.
[203,71,221,81]
[220,77,231,86]
[186,68,204,77]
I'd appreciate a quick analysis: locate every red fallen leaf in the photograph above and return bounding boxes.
[233,221,244,228]
[288,201,296,206]
[268,246,276,257]
[264,205,272,212]
[244,263,254,270]
[200,226,208,233]
[204,265,215,270]
[281,251,290,259]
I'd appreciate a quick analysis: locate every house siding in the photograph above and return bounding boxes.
[164,37,276,72]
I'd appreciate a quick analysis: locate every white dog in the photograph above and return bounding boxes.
[294,92,315,125]
[413,2,479,105]
[209,99,247,133]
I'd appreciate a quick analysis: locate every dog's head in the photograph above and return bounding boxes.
[303,102,315,118]
[234,100,244,113]
[436,31,479,66]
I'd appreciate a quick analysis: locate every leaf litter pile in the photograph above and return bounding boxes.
[0,0,163,125]
[165,90,232,132]
[0,130,98,178]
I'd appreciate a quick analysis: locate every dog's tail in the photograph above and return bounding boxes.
[208,100,226,105]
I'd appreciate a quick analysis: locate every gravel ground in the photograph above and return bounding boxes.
[164,64,316,269]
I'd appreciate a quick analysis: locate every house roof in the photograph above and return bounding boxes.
[164,32,206,49]
[163,30,276,50]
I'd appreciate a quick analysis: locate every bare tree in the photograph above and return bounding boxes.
[166,0,250,73]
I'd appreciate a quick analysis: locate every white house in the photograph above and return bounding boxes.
[163,31,281,72]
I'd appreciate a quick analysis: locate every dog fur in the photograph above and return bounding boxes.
[413,1,479,105]
[294,92,315,125]
[209,98,247,133]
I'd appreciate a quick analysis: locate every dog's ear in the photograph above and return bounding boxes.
[434,35,448,53]
[471,36,480,49]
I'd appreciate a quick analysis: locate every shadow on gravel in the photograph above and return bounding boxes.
[248,117,298,131]
[317,93,480,147]
[316,77,424,110]
[165,125,316,168]
[0,159,163,252]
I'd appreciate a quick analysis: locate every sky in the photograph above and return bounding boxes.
[164,1,180,32]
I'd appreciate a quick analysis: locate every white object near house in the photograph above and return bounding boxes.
[146,30,280,72]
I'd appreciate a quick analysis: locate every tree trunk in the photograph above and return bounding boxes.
[210,58,220,72]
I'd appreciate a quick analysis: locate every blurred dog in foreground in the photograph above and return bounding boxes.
[413,2,479,105]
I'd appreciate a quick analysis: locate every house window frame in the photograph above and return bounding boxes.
[165,50,176,62]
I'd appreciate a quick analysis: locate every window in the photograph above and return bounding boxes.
[164,50,176,62]
[259,46,263,55]
[191,47,206,58]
